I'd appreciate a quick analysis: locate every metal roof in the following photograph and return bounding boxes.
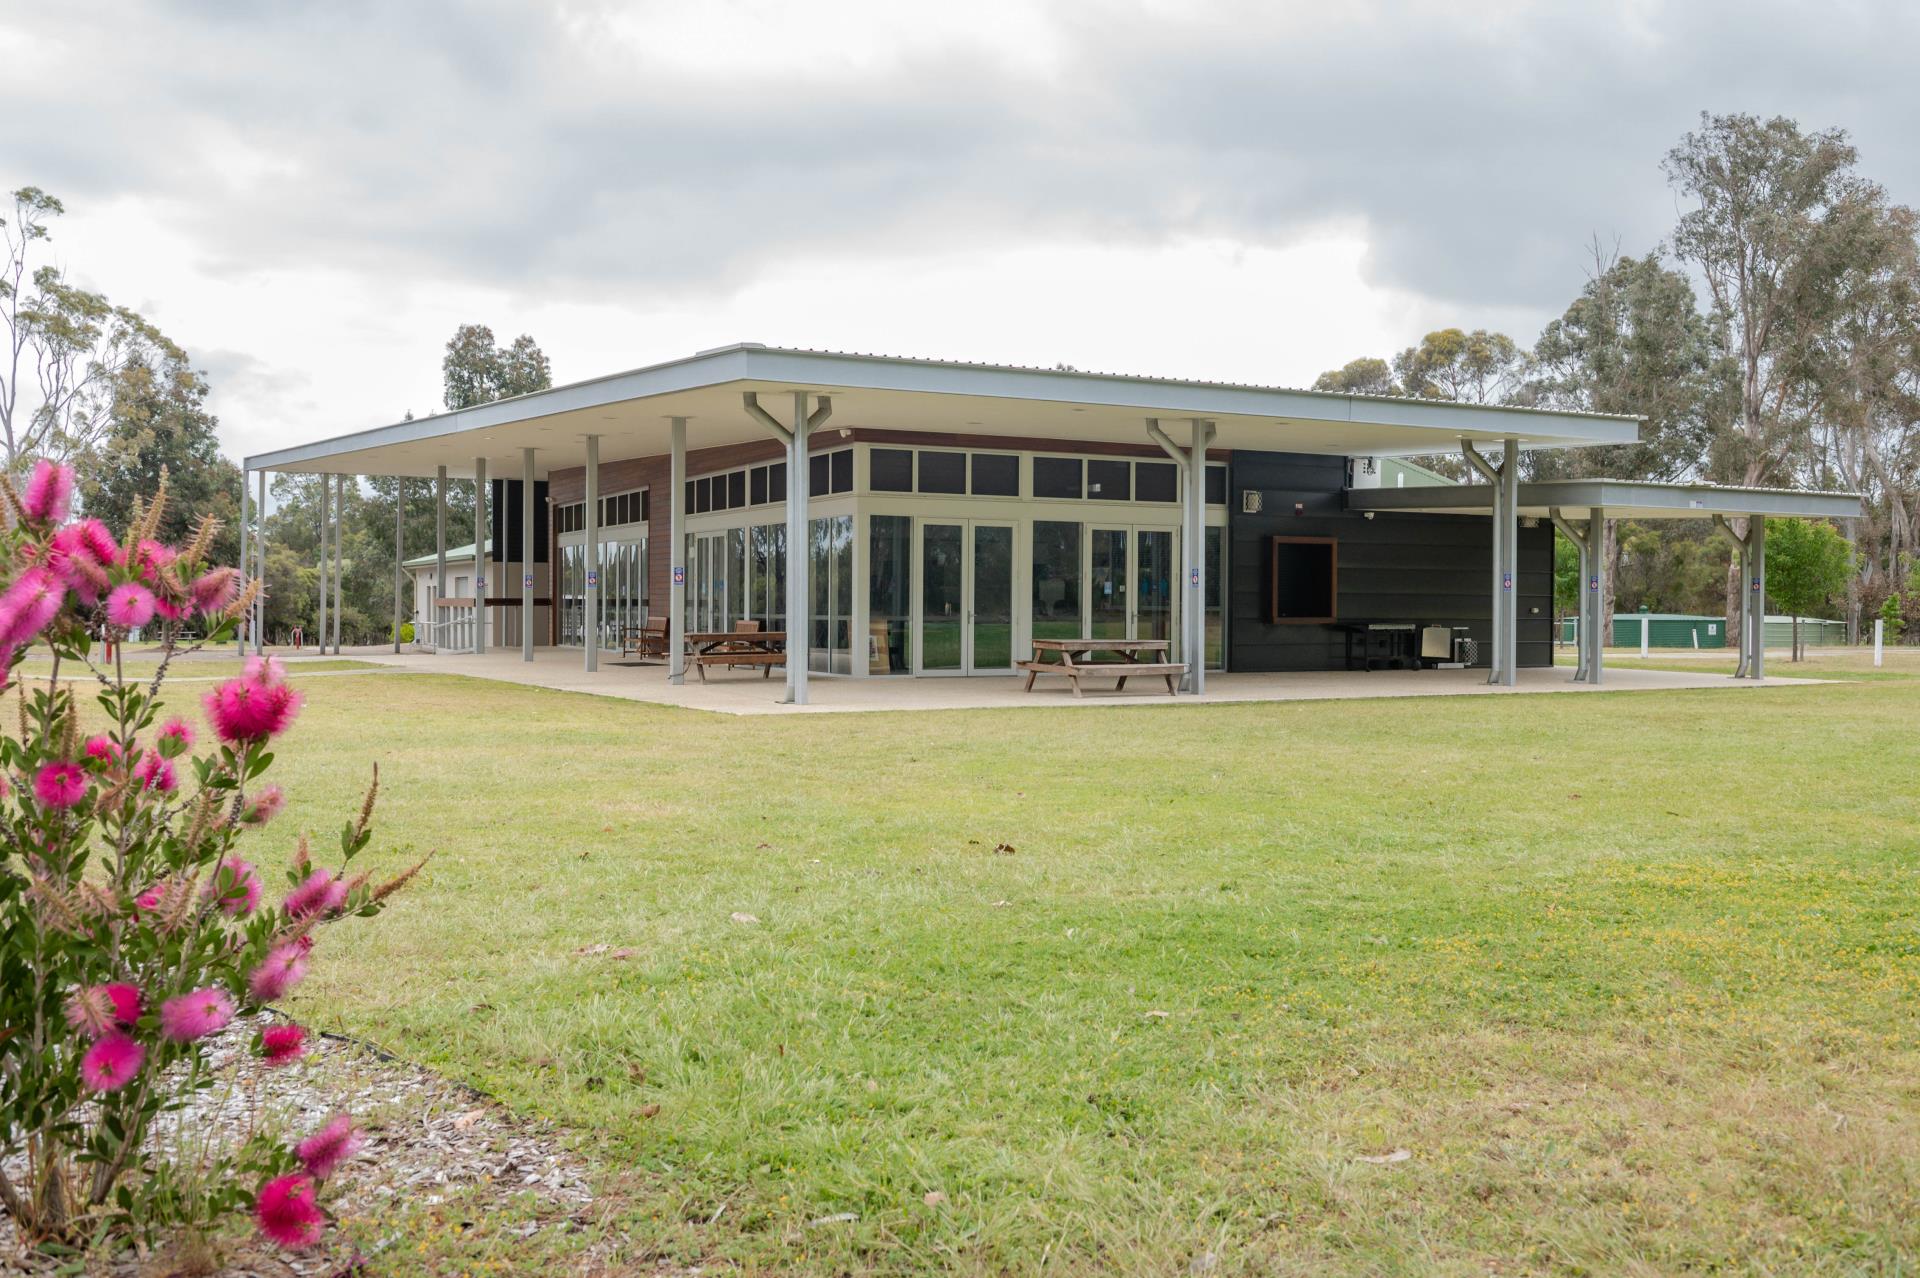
[243,343,1643,480]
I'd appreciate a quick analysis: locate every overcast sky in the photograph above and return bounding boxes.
[4,0,1917,463]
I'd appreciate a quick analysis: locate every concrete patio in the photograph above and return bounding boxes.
[328,647,1828,716]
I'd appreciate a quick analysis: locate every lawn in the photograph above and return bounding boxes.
[225,662,1920,1274]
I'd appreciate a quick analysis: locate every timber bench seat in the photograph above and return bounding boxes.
[683,629,786,682]
[1021,638,1187,697]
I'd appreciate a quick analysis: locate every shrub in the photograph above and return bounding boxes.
[395,621,415,644]
[0,463,422,1259]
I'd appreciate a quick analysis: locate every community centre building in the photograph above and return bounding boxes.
[244,344,1861,703]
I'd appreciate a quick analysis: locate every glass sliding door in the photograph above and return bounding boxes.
[1030,521,1081,644]
[1135,529,1174,646]
[971,523,1014,671]
[808,515,853,674]
[1090,527,1129,641]
[869,515,912,674]
[920,521,964,672]
[1205,526,1225,670]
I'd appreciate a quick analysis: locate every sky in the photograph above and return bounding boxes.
[3,0,1917,464]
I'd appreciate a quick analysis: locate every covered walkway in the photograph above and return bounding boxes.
[339,646,1826,716]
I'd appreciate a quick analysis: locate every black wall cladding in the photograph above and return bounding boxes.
[1226,451,1552,672]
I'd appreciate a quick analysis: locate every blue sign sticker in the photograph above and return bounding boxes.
[1502,571,1513,591]
[522,573,533,589]
[1751,577,1761,591]
[672,566,686,585]
[1588,574,1599,592]
[586,570,599,588]
[1189,567,1200,587]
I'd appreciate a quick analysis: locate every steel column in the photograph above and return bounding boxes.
[1749,516,1766,680]
[473,458,488,656]
[786,393,811,706]
[584,436,600,673]
[1460,440,1504,684]
[393,478,404,653]
[1187,419,1213,693]
[522,448,536,662]
[1587,507,1604,686]
[238,469,250,656]
[669,418,687,685]
[1547,507,1587,681]
[434,466,447,653]
[332,474,344,653]
[317,474,329,655]
[1500,438,1519,687]
[256,470,267,654]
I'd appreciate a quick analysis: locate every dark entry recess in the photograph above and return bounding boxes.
[1269,536,1337,623]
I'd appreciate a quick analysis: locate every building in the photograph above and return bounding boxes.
[244,344,1861,699]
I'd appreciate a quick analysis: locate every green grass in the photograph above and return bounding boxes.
[222,664,1920,1274]
[1556,646,1920,682]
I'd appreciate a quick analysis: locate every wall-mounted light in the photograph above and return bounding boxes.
[1241,491,1263,514]
[1363,511,1375,521]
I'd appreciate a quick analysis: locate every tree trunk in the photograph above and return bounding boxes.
[1792,614,1801,662]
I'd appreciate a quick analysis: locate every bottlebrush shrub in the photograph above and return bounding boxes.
[0,463,424,1256]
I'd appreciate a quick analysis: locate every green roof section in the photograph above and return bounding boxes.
[401,540,487,570]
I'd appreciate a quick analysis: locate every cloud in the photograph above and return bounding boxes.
[6,0,1917,318]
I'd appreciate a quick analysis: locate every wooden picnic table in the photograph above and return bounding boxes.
[684,629,786,682]
[1018,638,1187,697]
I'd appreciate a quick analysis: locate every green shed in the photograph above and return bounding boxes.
[1557,612,1848,648]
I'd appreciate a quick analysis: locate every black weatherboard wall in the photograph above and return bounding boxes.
[1226,451,1552,671]
[489,480,551,565]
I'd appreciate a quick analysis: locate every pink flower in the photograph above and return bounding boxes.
[205,857,262,915]
[66,984,139,1038]
[240,784,286,826]
[190,567,240,615]
[260,1024,308,1066]
[105,582,156,629]
[156,717,195,757]
[245,654,287,685]
[160,986,235,1042]
[33,762,88,809]
[0,567,66,648]
[248,941,311,1002]
[202,677,303,744]
[295,1113,362,1180]
[254,1173,325,1248]
[135,752,176,794]
[47,522,113,603]
[283,870,348,920]
[80,1033,144,1093]
[84,735,124,767]
[20,460,74,523]
[123,538,177,585]
[134,882,167,912]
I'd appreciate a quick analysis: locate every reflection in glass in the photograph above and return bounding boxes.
[1206,526,1225,669]
[869,515,912,674]
[1030,521,1081,644]
[1090,528,1128,640]
[921,523,963,671]
[972,524,1013,669]
[1136,529,1173,646]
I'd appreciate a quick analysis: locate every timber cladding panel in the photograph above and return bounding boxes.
[1227,450,1554,672]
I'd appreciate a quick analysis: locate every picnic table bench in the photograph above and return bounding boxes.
[684,629,785,682]
[1017,638,1187,697]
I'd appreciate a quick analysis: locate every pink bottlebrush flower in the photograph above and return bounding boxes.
[84,735,124,767]
[0,567,66,648]
[80,1033,144,1093]
[205,857,263,915]
[248,941,311,1002]
[134,882,167,912]
[155,717,195,757]
[47,523,113,603]
[190,566,240,615]
[260,1023,308,1066]
[254,1173,325,1248]
[244,653,287,686]
[123,538,178,585]
[34,762,89,809]
[105,582,156,629]
[0,771,9,799]
[102,982,142,1027]
[295,1113,363,1180]
[160,986,235,1042]
[135,751,176,794]
[67,984,141,1038]
[21,460,74,523]
[202,677,303,744]
[239,784,286,826]
[152,595,185,622]
[283,869,348,920]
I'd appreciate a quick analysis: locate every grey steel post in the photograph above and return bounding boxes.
[1500,438,1519,687]
[522,447,536,662]
[256,470,267,653]
[584,435,600,673]
[669,417,687,685]
[393,477,404,653]
[787,392,811,705]
[1188,418,1213,694]
[1587,507,1605,686]
[316,474,329,656]
[332,474,344,653]
[1460,440,1502,684]
[1547,507,1587,681]
[473,458,488,655]
[434,466,447,653]
[1749,515,1766,680]
[237,469,250,656]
